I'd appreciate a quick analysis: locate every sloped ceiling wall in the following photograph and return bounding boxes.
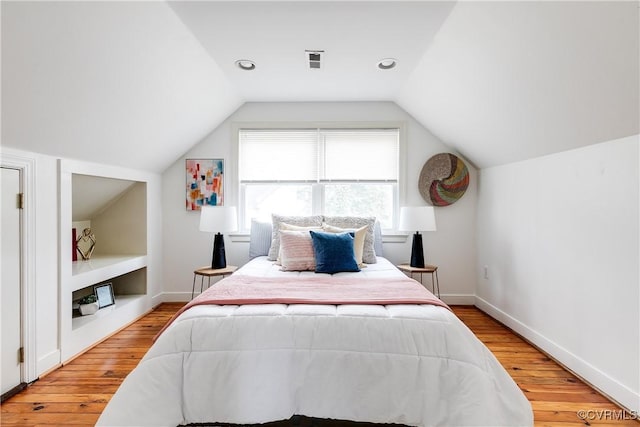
[397,1,639,169]
[2,1,637,172]
[1,1,242,173]
[71,174,135,222]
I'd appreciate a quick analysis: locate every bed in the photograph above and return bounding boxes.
[97,217,533,427]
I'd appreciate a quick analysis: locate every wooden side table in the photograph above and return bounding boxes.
[191,266,237,299]
[397,264,440,298]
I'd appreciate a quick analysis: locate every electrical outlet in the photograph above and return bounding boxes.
[483,265,489,280]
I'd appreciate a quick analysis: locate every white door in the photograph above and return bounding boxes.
[1,167,22,395]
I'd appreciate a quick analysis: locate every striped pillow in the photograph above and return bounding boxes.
[249,219,273,259]
[276,222,322,264]
[268,214,323,261]
[279,230,316,271]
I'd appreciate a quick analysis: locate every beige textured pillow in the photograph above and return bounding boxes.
[281,222,323,232]
[321,223,368,266]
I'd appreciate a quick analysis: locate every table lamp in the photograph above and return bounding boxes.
[399,206,437,268]
[199,206,237,269]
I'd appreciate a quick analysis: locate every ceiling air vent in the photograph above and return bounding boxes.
[305,50,324,69]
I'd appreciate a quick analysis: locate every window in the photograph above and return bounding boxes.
[238,128,399,230]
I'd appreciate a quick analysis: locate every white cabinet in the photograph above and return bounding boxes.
[59,160,154,361]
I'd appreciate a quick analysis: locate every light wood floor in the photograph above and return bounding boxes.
[1,303,637,426]
[453,306,638,427]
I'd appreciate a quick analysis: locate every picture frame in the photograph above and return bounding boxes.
[94,282,115,309]
[186,159,224,210]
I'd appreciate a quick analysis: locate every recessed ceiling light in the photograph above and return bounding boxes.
[377,58,397,70]
[235,60,256,71]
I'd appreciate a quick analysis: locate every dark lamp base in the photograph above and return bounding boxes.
[212,233,227,269]
[410,232,425,268]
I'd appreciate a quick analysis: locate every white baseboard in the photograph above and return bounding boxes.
[441,294,475,305]
[151,292,171,307]
[475,296,640,413]
[156,292,192,303]
[37,349,61,378]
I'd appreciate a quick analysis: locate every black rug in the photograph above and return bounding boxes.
[183,415,407,427]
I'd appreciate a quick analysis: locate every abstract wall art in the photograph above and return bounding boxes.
[418,153,469,206]
[186,159,224,210]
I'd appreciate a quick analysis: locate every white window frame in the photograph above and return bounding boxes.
[232,121,407,234]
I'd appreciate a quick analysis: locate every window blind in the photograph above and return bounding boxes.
[239,128,399,182]
[321,129,398,181]
[239,129,318,181]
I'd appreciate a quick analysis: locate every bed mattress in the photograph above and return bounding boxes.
[97,257,533,427]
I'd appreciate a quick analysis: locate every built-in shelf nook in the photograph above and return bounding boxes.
[59,160,154,362]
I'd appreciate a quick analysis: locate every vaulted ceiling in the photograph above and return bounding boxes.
[2,1,638,172]
[167,1,456,102]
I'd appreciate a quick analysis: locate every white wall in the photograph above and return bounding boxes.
[0,146,163,377]
[161,102,478,303]
[476,135,639,412]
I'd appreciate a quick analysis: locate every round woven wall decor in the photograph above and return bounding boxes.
[419,153,470,206]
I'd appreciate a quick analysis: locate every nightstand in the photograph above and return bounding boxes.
[397,264,440,298]
[191,265,237,299]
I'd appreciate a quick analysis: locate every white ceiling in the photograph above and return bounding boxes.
[168,1,455,102]
[1,1,638,172]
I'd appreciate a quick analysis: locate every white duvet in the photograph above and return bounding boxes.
[97,257,533,427]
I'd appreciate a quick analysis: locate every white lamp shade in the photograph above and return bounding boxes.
[399,206,437,232]
[199,206,238,233]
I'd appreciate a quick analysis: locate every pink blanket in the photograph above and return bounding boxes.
[156,274,449,340]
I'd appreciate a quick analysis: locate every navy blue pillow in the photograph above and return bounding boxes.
[309,230,360,274]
